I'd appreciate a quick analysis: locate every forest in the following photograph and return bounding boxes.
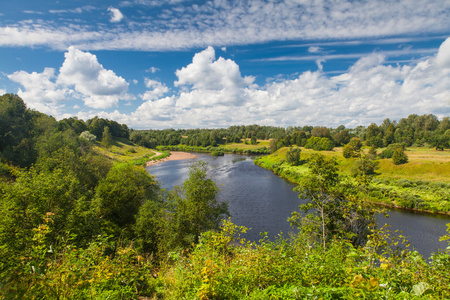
[1,93,450,299]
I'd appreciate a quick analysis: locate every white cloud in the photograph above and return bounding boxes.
[7,67,67,114]
[0,89,6,95]
[435,38,450,68]
[0,0,449,51]
[308,46,321,53]
[173,47,255,108]
[175,47,254,90]
[140,78,169,100]
[111,42,449,129]
[58,47,131,109]
[6,39,450,129]
[8,47,132,114]
[145,67,160,73]
[108,7,124,23]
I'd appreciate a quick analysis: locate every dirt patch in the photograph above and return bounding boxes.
[146,151,198,167]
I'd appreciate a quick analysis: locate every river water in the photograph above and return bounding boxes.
[147,153,450,258]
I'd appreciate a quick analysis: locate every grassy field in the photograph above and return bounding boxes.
[93,138,161,165]
[255,145,450,213]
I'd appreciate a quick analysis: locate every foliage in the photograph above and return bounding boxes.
[350,155,379,181]
[305,136,334,151]
[93,164,160,229]
[343,137,363,158]
[101,126,114,148]
[79,130,96,142]
[285,147,301,166]
[289,154,376,248]
[211,151,225,156]
[162,162,230,251]
[392,148,409,165]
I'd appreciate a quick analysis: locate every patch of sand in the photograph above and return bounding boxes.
[146,151,197,167]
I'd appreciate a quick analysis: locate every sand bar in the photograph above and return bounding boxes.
[146,151,198,167]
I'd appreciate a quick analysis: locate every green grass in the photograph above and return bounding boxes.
[255,146,450,213]
[93,138,159,165]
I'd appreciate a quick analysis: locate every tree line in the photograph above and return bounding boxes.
[130,115,450,151]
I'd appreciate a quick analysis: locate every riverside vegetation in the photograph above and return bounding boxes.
[1,94,450,299]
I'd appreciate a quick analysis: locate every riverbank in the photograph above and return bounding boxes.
[146,151,197,167]
[254,147,450,215]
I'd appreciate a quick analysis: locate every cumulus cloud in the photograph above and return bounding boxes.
[174,46,254,107]
[140,78,169,101]
[6,39,450,128]
[8,67,67,114]
[435,38,450,68]
[108,7,124,23]
[8,47,132,114]
[58,47,131,109]
[117,41,450,128]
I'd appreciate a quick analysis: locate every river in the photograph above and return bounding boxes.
[147,153,450,258]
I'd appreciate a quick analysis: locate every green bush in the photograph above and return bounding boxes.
[392,148,409,165]
[305,136,334,151]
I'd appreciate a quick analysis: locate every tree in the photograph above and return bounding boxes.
[333,129,351,146]
[392,148,408,165]
[286,147,302,166]
[101,126,113,148]
[311,126,331,138]
[164,162,229,250]
[342,137,363,158]
[289,154,375,248]
[350,155,379,186]
[79,131,96,143]
[269,139,278,153]
[93,164,160,229]
[305,137,334,151]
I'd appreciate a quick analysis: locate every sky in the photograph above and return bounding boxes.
[1,0,449,129]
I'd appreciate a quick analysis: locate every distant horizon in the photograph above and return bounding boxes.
[1,0,449,129]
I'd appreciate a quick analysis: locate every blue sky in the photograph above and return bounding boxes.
[1,0,449,129]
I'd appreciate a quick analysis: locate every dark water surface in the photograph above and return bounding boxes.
[147,153,449,258]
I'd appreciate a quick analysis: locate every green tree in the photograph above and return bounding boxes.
[101,126,113,148]
[350,155,379,186]
[392,148,408,165]
[343,137,363,158]
[93,164,160,230]
[305,136,334,151]
[286,147,301,166]
[289,154,375,248]
[164,162,229,251]
[333,129,351,146]
[79,130,96,143]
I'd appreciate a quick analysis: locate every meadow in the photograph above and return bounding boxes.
[255,145,450,214]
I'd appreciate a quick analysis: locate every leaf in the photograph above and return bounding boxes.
[411,282,432,296]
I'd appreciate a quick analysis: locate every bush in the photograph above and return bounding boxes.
[305,137,334,151]
[211,151,225,156]
[285,147,301,166]
[392,148,408,165]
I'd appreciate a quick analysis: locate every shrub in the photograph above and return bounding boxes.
[392,148,408,165]
[285,147,301,166]
[305,137,334,151]
[211,151,224,156]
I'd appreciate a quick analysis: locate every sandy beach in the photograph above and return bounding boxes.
[146,151,197,167]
